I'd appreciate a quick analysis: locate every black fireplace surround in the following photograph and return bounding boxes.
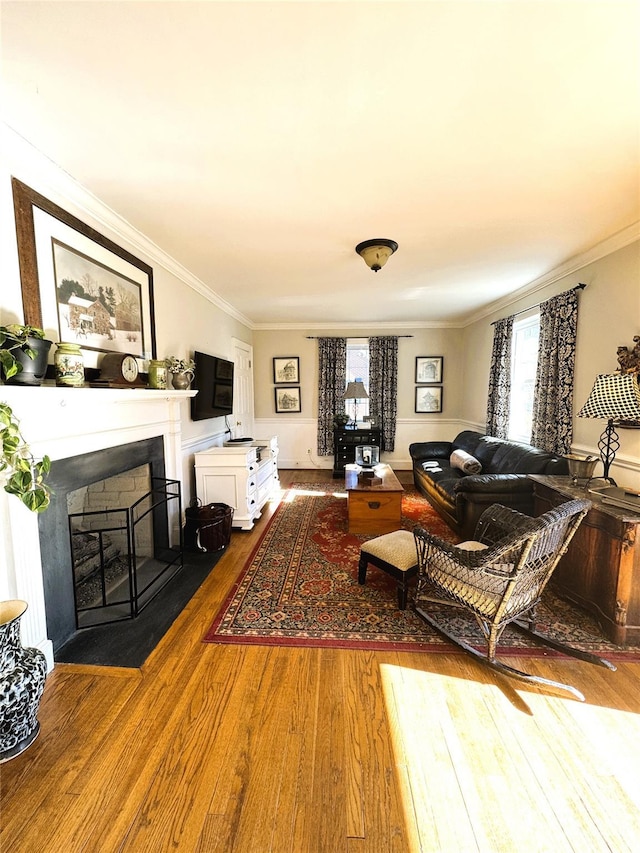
[38,437,166,651]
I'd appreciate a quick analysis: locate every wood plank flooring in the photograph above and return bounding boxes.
[2,470,640,852]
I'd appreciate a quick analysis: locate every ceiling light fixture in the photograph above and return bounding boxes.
[355,238,398,272]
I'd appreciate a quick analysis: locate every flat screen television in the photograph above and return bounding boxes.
[190,351,235,421]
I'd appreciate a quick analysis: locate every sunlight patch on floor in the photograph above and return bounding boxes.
[284,488,327,501]
[524,686,640,817]
[283,488,348,501]
[380,661,640,851]
[379,662,486,852]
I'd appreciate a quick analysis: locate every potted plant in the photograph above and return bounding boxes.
[0,324,53,386]
[164,356,196,390]
[0,402,51,512]
[333,412,350,429]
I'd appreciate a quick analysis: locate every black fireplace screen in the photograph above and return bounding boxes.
[68,477,183,628]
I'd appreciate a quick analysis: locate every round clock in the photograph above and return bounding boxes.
[97,353,141,387]
[121,355,139,383]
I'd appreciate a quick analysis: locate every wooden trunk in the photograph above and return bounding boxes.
[345,465,403,535]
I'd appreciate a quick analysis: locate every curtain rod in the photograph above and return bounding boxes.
[491,283,586,325]
[305,335,413,339]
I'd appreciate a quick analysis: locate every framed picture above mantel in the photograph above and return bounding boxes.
[12,178,156,368]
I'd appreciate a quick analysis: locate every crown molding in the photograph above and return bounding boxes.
[2,123,253,329]
[462,221,640,328]
[251,319,458,332]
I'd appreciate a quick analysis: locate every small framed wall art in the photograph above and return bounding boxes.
[273,357,300,384]
[415,356,443,384]
[275,386,301,413]
[415,386,443,414]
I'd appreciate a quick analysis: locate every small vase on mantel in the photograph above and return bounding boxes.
[148,359,168,390]
[0,600,47,763]
[54,343,85,387]
[171,370,193,390]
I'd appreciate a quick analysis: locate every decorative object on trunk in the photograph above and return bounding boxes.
[0,600,47,762]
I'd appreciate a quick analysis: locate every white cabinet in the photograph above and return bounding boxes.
[194,437,279,531]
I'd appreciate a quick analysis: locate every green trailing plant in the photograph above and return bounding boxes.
[333,412,350,428]
[0,324,47,381]
[0,402,51,512]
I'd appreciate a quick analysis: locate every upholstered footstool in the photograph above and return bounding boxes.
[358,529,418,610]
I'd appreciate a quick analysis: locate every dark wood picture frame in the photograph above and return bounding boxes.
[415,355,443,384]
[275,386,301,413]
[11,178,157,360]
[415,385,443,413]
[273,356,300,384]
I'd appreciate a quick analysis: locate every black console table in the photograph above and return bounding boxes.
[333,427,381,478]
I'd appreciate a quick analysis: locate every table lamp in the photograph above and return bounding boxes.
[343,380,368,428]
[577,372,640,485]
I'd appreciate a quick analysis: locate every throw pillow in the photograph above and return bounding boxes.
[449,448,483,474]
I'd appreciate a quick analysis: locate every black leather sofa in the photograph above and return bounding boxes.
[409,430,569,539]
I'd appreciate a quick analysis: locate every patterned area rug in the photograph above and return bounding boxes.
[204,483,640,659]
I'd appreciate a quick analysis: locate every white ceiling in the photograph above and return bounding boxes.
[2,1,639,328]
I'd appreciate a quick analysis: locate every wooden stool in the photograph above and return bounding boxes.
[358,529,418,610]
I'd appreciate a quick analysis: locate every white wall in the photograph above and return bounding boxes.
[461,237,640,489]
[252,326,464,469]
[0,126,254,506]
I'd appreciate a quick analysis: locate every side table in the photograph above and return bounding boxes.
[333,426,381,478]
[529,474,640,645]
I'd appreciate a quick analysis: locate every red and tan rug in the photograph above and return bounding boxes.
[204,483,640,659]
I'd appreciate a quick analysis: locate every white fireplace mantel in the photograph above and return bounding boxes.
[0,385,195,670]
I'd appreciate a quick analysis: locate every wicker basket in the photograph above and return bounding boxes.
[184,501,234,552]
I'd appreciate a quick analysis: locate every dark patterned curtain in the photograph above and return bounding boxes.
[531,289,579,453]
[316,337,347,456]
[369,336,398,451]
[486,316,514,438]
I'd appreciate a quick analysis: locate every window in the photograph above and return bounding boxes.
[345,338,370,422]
[508,313,540,443]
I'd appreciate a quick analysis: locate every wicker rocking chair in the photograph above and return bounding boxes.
[413,499,616,700]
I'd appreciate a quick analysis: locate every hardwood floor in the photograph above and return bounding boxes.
[2,470,640,852]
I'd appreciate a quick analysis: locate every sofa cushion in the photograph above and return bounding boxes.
[450,449,482,474]
[460,434,503,470]
[489,442,559,474]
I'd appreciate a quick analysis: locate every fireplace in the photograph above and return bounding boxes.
[0,387,195,670]
[39,437,184,649]
[68,465,182,630]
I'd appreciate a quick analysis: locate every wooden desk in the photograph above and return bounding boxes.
[345,465,404,535]
[530,474,640,645]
